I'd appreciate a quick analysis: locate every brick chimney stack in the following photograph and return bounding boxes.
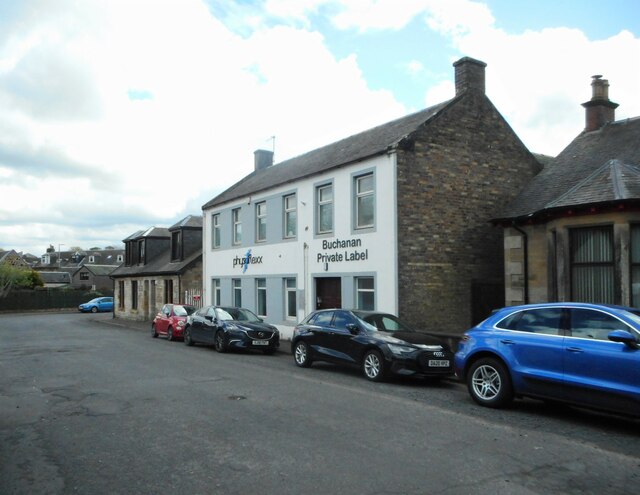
[254,149,274,171]
[453,57,487,95]
[581,75,618,132]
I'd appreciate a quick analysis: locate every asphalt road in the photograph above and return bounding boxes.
[1,312,639,495]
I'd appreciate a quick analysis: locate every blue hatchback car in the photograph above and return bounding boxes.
[78,297,114,313]
[455,303,640,417]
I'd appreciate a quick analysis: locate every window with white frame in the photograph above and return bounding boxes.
[285,278,297,319]
[283,194,297,238]
[212,213,221,249]
[355,277,374,310]
[317,184,333,234]
[256,278,267,316]
[117,254,123,263]
[232,279,242,307]
[232,208,242,245]
[212,279,221,306]
[355,173,374,229]
[256,202,267,242]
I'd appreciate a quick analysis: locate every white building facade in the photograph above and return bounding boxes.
[202,153,398,339]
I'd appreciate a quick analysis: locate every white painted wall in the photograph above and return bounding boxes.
[202,152,398,337]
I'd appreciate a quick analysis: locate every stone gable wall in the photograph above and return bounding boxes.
[396,91,541,334]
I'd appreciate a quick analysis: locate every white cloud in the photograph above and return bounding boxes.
[0,0,407,254]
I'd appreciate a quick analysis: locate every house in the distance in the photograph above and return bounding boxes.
[110,215,203,321]
[496,75,640,307]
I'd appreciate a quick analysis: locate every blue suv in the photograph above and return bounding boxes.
[455,303,640,416]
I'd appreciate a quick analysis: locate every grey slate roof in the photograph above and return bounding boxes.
[203,101,453,209]
[170,215,203,230]
[109,249,201,278]
[497,117,640,221]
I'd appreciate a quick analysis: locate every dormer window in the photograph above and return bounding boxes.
[89,256,95,263]
[138,240,145,264]
[117,254,123,263]
[171,231,182,261]
[41,254,50,264]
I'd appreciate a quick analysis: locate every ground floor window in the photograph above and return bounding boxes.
[285,278,296,319]
[256,278,267,316]
[118,281,125,309]
[131,280,138,310]
[164,279,174,304]
[570,226,614,304]
[233,279,242,307]
[355,277,374,310]
[212,279,221,306]
[631,225,640,307]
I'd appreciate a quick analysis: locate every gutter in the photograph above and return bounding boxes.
[511,222,529,304]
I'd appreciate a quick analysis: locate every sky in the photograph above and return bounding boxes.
[0,0,638,256]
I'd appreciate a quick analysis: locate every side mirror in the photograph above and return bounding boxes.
[346,323,359,335]
[608,329,639,348]
[204,315,213,321]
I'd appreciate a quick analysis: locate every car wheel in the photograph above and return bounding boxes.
[91,306,98,313]
[151,323,158,338]
[293,341,312,368]
[167,327,174,342]
[362,350,386,382]
[183,326,194,346]
[214,331,227,353]
[467,357,514,408]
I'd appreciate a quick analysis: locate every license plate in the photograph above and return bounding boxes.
[428,359,450,367]
[252,340,269,346]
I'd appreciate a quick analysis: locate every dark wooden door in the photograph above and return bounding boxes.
[316,277,342,310]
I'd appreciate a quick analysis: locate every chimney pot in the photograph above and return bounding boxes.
[581,75,618,132]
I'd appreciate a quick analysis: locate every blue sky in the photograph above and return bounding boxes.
[0,0,638,255]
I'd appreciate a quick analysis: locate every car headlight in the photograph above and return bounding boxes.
[387,344,416,355]
[177,320,185,327]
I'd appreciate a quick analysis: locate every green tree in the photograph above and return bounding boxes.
[0,264,30,298]
[0,266,43,297]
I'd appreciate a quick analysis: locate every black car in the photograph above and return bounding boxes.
[184,306,280,355]
[291,309,454,381]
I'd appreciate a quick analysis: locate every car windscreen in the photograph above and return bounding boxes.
[219,307,261,322]
[354,312,411,333]
[174,305,196,316]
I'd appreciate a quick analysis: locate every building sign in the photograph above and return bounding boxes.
[317,238,368,264]
[233,249,263,273]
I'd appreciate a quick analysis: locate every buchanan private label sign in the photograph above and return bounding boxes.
[317,238,368,264]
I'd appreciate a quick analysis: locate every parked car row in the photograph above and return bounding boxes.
[149,301,640,419]
[152,304,281,355]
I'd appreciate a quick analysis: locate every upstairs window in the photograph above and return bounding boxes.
[354,173,374,229]
[212,214,221,249]
[232,208,242,245]
[171,231,182,261]
[284,194,297,238]
[317,184,333,234]
[256,202,267,242]
[137,240,145,264]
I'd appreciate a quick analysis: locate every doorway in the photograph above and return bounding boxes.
[315,277,342,310]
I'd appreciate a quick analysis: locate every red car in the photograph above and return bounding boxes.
[152,304,197,341]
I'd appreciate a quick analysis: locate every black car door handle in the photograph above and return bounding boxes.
[566,347,583,353]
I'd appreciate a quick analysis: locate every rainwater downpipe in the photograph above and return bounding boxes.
[511,222,529,304]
